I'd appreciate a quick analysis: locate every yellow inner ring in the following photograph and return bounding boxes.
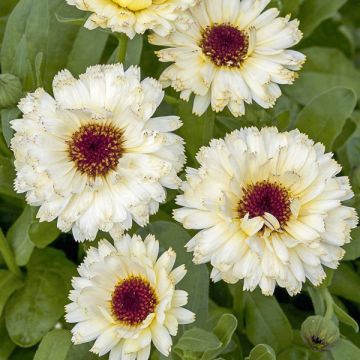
[112,0,167,11]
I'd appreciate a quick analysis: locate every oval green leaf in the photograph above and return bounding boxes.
[296,87,356,150]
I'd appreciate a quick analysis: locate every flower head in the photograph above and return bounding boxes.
[149,0,306,116]
[11,64,185,242]
[301,316,340,352]
[173,127,358,296]
[66,0,198,38]
[66,234,195,359]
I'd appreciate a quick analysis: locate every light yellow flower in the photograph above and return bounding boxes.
[150,0,306,116]
[66,234,195,359]
[11,64,185,242]
[66,0,198,38]
[174,127,358,296]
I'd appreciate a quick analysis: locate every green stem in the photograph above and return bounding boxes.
[117,33,128,64]
[322,288,334,321]
[0,228,21,276]
[164,94,181,106]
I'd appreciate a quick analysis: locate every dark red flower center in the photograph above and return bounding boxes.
[67,123,123,178]
[200,23,249,67]
[111,276,158,326]
[238,181,291,227]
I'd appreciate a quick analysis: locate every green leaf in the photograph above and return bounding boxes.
[138,221,209,330]
[54,6,88,26]
[246,344,276,360]
[5,248,76,347]
[350,167,360,194]
[202,314,238,360]
[0,74,23,109]
[0,131,12,158]
[27,247,77,292]
[34,330,72,360]
[176,100,215,167]
[175,327,221,353]
[0,0,18,50]
[45,3,108,90]
[1,107,20,147]
[281,0,304,17]
[0,270,23,317]
[29,220,60,248]
[7,206,61,266]
[285,47,360,105]
[1,0,50,88]
[333,118,357,151]
[65,343,99,360]
[6,206,35,266]
[0,228,21,277]
[298,0,347,38]
[299,19,354,57]
[0,154,22,199]
[318,268,334,289]
[66,27,109,76]
[5,270,66,347]
[336,111,360,172]
[0,316,16,360]
[307,287,325,316]
[244,289,293,353]
[229,284,246,332]
[173,314,238,360]
[277,347,309,360]
[330,264,360,304]
[333,302,359,333]
[205,306,233,336]
[2,1,109,91]
[343,227,360,261]
[296,87,356,150]
[125,34,143,68]
[331,339,360,360]
[108,34,143,68]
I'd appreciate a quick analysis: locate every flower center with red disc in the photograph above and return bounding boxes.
[111,276,158,326]
[238,181,291,227]
[67,123,123,178]
[200,23,249,67]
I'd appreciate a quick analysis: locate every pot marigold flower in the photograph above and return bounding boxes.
[11,64,185,242]
[173,127,358,296]
[66,234,194,359]
[66,0,198,38]
[149,0,306,116]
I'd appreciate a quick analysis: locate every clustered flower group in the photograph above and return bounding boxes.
[10,0,357,359]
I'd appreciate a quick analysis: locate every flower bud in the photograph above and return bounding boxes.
[0,73,22,109]
[301,316,340,352]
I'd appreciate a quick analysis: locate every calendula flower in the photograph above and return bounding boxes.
[66,234,195,359]
[66,0,198,38]
[149,0,305,117]
[11,64,185,242]
[174,127,357,296]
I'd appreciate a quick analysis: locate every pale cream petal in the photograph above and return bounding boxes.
[173,127,357,296]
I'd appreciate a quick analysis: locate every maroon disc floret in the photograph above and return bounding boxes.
[67,123,123,178]
[238,181,291,227]
[111,276,158,326]
[200,23,249,67]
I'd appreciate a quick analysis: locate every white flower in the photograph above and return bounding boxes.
[149,0,306,117]
[65,234,195,359]
[66,0,199,38]
[174,127,358,296]
[11,64,185,242]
